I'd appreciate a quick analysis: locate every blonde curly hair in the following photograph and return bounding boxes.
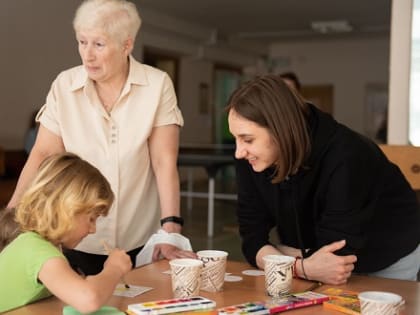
[15,153,114,245]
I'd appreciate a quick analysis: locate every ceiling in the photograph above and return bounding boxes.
[136,0,392,44]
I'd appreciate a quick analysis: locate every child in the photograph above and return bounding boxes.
[0,153,132,313]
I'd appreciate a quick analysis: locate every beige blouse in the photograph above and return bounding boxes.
[38,55,184,254]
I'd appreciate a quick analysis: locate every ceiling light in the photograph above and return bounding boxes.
[311,20,353,34]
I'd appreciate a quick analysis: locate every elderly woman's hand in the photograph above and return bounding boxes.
[152,243,197,261]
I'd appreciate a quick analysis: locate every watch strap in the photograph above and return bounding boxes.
[160,216,184,226]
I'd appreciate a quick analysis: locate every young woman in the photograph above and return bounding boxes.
[227,74,420,285]
[0,153,131,313]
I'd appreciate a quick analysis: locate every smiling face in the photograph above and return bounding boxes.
[228,109,279,172]
[76,29,130,83]
[61,212,99,249]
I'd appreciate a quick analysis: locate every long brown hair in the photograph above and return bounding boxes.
[227,74,311,183]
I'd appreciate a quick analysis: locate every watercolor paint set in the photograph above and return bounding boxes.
[126,291,328,315]
[126,296,216,315]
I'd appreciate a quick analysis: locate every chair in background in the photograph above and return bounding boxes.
[379,145,420,191]
[379,145,420,281]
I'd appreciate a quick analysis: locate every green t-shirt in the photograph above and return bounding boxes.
[0,231,65,312]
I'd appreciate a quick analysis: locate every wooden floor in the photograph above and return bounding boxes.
[180,178,243,261]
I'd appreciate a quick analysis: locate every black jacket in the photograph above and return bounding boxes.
[236,104,420,273]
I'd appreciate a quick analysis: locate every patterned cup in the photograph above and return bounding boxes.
[263,255,295,297]
[358,291,404,315]
[197,250,228,292]
[169,258,203,298]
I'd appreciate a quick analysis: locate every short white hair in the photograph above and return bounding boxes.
[73,0,141,44]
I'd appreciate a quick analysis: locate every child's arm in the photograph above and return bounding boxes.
[38,248,131,313]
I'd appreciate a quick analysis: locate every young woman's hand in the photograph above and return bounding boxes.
[303,240,357,285]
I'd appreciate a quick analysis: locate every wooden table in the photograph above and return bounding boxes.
[4,260,419,314]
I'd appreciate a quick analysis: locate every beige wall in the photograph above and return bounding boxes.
[0,1,80,149]
[178,58,213,144]
[269,38,390,134]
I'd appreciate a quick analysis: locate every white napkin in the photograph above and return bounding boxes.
[135,229,193,267]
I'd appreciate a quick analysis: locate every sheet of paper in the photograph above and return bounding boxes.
[113,283,153,297]
[224,275,242,282]
[242,269,265,276]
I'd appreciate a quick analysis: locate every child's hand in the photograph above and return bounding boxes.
[104,248,132,276]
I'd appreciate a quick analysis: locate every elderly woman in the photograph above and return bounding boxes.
[227,74,420,284]
[7,0,195,275]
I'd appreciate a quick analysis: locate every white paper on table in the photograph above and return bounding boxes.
[113,284,153,297]
[242,269,265,276]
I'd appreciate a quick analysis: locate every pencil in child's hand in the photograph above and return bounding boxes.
[101,240,131,289]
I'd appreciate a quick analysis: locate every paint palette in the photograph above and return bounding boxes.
[126,296,216,315]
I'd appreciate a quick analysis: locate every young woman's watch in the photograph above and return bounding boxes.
[160,216,184,227]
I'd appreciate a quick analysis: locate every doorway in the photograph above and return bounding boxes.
[301,84,334,115]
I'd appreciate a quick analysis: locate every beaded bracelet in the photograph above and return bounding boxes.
[293,256,309,279]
